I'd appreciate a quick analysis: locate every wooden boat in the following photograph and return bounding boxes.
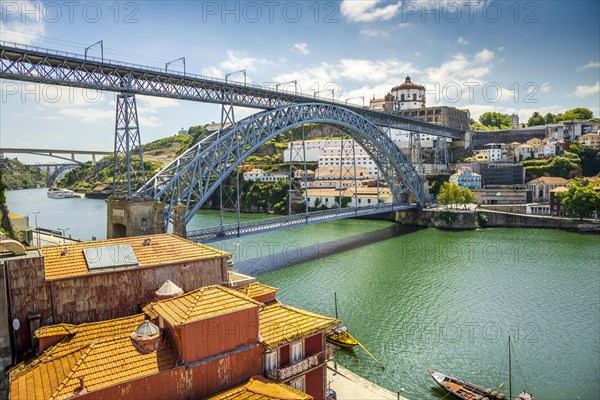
[326,293,358,348]
[326,326,359,348]
[428,337,533,400]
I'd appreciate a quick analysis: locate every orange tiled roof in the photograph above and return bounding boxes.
[10,314,178,400]
[41,233,230,281]
[208,378,313,400]
[151,285,261,327]
[236,282,279,300]
[259,303,339,349]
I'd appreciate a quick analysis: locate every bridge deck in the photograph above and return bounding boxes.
[187,204,416,243]
[0,41,464,139]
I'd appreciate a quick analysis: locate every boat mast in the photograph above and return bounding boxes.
[334,292,338,319]
[509,335,512,400]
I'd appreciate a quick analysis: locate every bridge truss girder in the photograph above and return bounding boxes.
[138,103,425,228]
[0,43,464,139]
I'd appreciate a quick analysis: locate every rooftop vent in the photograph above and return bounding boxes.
[130,320,162,353]
[143,238,151,246]
[61,247,68,256]
[73,376,86,395]
[154,280,183,300]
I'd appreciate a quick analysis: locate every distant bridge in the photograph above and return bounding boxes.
[0,147,111,164]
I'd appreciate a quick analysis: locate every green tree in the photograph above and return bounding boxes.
[437,182,470,208]
[527,111,546,127]
[568,141,600,176]
[558,179,600,219]
[556,107,594,121]
[544,113,557,124]
[478,112,512,129]
[458,186,475,208]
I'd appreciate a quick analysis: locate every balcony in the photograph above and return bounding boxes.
[265,345,335,382]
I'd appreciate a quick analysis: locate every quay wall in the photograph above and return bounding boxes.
[395,209,600,233]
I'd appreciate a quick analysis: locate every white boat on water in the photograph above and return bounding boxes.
[47,188,80,199]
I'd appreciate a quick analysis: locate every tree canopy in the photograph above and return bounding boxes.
[527,108,594,127]
[437,182,475,208]
[558,178,600,219]
[478,112,512,130]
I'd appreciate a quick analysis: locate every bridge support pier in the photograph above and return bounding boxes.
[106,196,165,239]
[172,204,187,239]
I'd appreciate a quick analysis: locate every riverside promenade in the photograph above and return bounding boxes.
[327,361,408,400]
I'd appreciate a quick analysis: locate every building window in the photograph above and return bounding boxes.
[290,376,305,392]
[265,351,278,372]
[291,340,303,364]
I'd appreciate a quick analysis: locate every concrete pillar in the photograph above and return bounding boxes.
[106,196,166,239]
[172,204,187,239]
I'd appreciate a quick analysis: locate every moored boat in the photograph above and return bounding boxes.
[326,326,359,348]
[47,188,79,199]
[428,337,533,400]
[325,292,358,349]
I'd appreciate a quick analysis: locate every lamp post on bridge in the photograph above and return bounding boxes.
[314,88,335,101]
[84,40,103,62]
[275,80,298,94]
[345,96,365,108]
[165,57,186,76]
[225,70,247,85]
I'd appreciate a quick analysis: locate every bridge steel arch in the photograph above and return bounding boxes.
[139,103,425,227]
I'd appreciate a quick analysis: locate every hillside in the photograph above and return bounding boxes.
[59,133,196,192]
[0,158,48,189]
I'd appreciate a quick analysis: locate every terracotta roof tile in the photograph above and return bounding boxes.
[236,282,279,300]
[41,233,229,281]
[10,314,177,400]
[259,303,339,349]
[151,285,261,327]
[208,378,313,400]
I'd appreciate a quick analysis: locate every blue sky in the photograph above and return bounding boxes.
[1,0,599,163]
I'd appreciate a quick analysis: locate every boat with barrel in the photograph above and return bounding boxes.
[428,337,533,400]
[326,293,358,348]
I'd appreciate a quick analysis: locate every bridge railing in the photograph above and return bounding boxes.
[0,40,318,99]
[186,203,407,239]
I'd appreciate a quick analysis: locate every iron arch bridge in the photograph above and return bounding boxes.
[139,103,425,239]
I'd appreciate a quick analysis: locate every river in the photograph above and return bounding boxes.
[6,188,600,399]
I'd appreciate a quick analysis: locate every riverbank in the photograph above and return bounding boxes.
[395,208,600,233]
[327,361,407,400]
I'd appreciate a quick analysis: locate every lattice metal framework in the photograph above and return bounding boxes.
[139,103,425,227]
[0,42,464,139]
[113,92,145,196]
[432,137,449,174]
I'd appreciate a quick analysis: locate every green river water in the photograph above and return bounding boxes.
[7,190,600,399]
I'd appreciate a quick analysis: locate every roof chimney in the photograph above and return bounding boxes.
[73,376,86,395]
[61,247,68,256]
[143,238,151,246]
[130,320,162,353]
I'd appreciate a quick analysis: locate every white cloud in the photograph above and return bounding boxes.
[572,82,600,98]
[577,61,600,71]
[474,48,494,63]
[425,49,495,85]
[340,0,401,23]
[59,108,114,124]
[497,46,506,52]
[360,28,390,39]
[0,0,45,45]
[292,42,310,55]
[458,37,468,45]
[137,95,180,115]
[219,50,273,74]
[540,82,551,93]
